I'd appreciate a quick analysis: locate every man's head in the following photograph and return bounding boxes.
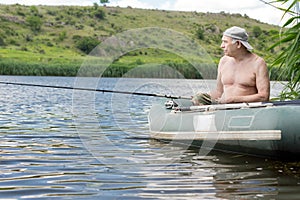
[223,26,253,51]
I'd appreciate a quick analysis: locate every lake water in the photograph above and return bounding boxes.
[0,76,299,199]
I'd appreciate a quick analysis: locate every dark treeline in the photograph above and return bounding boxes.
[0,60,211,78]
[0,60,80,76]
[0,59,284,80]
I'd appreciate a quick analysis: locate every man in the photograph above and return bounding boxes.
[193,26,270,104]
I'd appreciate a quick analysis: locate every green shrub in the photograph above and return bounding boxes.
[26,15,42,32]
[252,26,262,38]
[0,37,5,46]
[93,8,105,20]
[58,31,67,41]
[46,41,53,47]
[196,26,205,40]
[75,36,100,54]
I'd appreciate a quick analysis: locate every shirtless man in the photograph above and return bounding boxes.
[193,26,270,104]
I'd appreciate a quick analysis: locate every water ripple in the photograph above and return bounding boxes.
[0,76,299,199]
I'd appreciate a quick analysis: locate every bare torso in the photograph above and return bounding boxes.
[212,53,270,103]
[220,54,258,98]
[202,34,270,104]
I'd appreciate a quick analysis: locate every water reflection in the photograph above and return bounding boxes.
[137,141,279,199]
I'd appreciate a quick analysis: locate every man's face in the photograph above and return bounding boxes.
[220,35,236,56]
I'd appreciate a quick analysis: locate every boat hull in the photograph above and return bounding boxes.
[149,102,300,159]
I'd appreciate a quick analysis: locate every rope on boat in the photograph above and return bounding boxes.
[0,81,192,99]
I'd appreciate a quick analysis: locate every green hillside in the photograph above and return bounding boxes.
[0,4,284,78]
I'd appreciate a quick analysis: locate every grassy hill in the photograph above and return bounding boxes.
[0,4,284,78]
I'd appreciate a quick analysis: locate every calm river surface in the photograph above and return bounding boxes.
[0,76,299,199]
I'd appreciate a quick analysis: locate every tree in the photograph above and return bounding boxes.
[100,0,110,6]
[93,3,99,9]
[270,0,300,100]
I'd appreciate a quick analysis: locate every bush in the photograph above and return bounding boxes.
[252,26,262,38]
[58,31,67,41]
[196,26,205,40]
[0,37,5,46]
[46,41,53,47]
[26,15,42,32]
[75,36,100,54]
[93,8,105,20]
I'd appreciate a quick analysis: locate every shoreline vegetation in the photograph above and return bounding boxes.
[0,4,286,80]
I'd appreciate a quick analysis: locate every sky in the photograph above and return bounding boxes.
[0,0,293,26]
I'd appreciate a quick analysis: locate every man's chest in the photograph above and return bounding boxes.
[221,65,256,87]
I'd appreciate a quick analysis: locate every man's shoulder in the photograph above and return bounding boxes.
[220,55,232,62]
[252,54,266,66]
[219,56,233,66]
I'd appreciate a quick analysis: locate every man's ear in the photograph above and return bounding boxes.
[236,41,242,48]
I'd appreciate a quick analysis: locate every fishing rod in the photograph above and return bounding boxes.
[0,81,191,100]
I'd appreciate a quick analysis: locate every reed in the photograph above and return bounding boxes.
[270,0,300,100]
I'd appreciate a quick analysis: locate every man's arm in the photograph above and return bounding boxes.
[210,58,224,101]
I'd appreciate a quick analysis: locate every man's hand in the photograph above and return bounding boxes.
[192,93,213,105]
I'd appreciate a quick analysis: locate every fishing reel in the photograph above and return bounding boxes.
[164,100,178,109]
[165,98,194,109]
[165,99,178,109]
